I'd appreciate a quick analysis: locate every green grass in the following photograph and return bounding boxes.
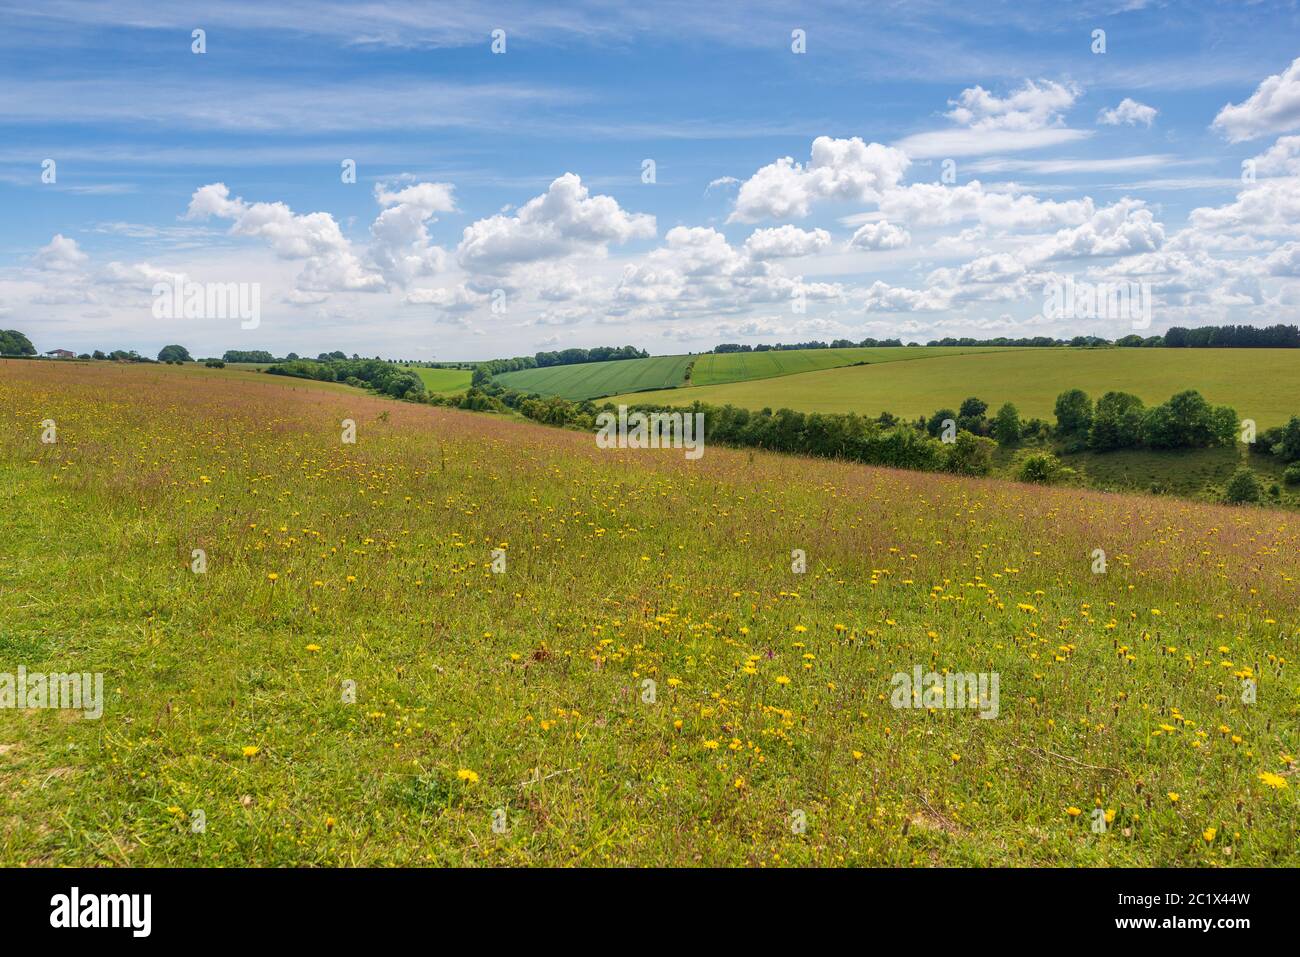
[1,360,1296,867]
[494,355,695,400]
[403,367,472,394]
[612,348,1300,428]
[1059,446,1299,505]
[691,346,1019,386]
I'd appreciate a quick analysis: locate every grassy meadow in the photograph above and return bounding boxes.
[691,345,1018,387]
[613,348,1300,429]
[0,358,1296,867]
[494,354,695,400]
[404,367,473,394]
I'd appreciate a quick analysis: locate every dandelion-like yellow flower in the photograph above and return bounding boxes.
[456,768,479,784]
[1258,771,1288,790]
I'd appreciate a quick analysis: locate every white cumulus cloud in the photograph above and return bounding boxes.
[728,136,909,222]
[1212,56,1300,142]
[1098,98,1157,127]
[743,225,831,259]
[456,173,655,273]
[185,183,384,293]
[848,220,911,250]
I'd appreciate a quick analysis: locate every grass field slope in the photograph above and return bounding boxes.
[1,359,1295,866]
[614,348,1300,428]
[691,345,1018,387]
[493,354,694,400]
[404,367,473,394]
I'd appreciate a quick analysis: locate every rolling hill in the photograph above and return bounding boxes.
[493,354,694,400]
[691,345,1018,386]
[610,348,1300,428]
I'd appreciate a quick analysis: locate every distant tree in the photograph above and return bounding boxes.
[0,330,36,356]
[1275,416,1300,462]
[926,408,957,437]
[1089,391,1145,451]
[1054,389,1093,438]
[1142,390,1235,449]
[285,352,299,361]
[158,344,192,363]
[956,397,989,434]
[385,370,426,399]
[991,402,1021,446]
[92,349,107,360]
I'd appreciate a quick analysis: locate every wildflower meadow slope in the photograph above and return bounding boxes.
[0,360,1295,866]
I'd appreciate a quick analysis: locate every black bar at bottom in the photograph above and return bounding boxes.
[0,867,1280,943]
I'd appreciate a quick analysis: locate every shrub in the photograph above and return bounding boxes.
[1224,467,1262,504]
[944,431,996,475]
[1251,425,1284,456]
[1016,451,1069,484]
[1283,463,1300,485]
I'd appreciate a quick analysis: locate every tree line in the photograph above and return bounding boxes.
[264,358,427,399]
[709,324,1300,353]
[475,345,649,378]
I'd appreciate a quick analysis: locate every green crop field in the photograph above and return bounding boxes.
[691,346,1020,386]
[404,367,473,394]
[493,354,694,400]
[612,348,1300,428]
[2,359,1295,867]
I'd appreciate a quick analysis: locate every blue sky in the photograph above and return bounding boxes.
[4,0,1300,360]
